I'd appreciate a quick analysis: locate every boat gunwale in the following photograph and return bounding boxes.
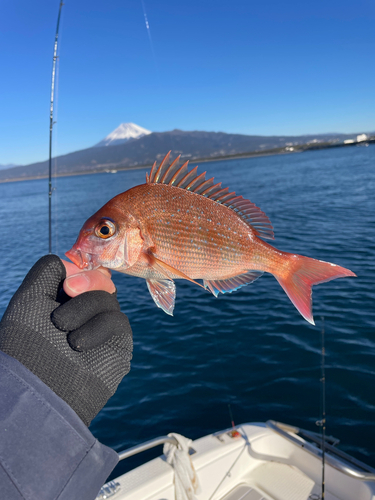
[266,420,375,481]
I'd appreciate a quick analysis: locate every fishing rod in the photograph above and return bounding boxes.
[49,1,64,254]
[316,317,326,499]
[321,318,326,499]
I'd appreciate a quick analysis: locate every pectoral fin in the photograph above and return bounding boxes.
[146,279,176,316]
[148,253,205,289]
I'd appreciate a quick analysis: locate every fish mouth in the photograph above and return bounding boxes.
[65,247,97,270]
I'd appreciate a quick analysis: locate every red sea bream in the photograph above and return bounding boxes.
[66,153,356,324]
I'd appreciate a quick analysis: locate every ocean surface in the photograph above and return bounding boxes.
[1,145,374,478]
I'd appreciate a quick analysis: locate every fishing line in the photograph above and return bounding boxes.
[209,321,240,428]
[49,0,64,254]
[140,0,159,76]
[228,404,235,429]
[207,444,247,500]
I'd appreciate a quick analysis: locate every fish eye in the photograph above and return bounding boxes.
[95,220,116,239]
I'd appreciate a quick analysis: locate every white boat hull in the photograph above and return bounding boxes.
[96,421,375,500]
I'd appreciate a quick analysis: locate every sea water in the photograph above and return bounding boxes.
[1,144,374,476]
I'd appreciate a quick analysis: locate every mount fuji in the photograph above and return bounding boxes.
[1,129,373,182]
[95,122,152,147]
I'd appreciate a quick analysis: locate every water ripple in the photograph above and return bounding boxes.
[0,145,374,469]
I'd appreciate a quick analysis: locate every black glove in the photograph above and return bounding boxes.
[0,255,133,426]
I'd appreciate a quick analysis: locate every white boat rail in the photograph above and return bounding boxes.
[117,435,179,461]
[115,424,375,483]
[96,435,195,499]
[266,420,375,481]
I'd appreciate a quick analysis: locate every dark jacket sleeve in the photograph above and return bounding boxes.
[0,350,119,500]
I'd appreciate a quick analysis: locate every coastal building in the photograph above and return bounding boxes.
[357,133,368,142]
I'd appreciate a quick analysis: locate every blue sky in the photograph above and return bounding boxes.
[1,0,374,165]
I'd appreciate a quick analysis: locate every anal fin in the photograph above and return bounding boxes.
[146,279,176,316]
[204,270,263,297]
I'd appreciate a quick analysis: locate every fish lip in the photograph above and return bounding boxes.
[65,247,97,270]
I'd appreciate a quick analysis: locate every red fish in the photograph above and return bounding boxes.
[66,152,355,324]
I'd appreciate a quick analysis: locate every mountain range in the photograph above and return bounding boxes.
[0,163,18,171]
[0,124,373,182]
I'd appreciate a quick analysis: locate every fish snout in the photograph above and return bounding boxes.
[65,247,94,270]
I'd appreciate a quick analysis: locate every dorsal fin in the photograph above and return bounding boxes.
[146,152,274,240]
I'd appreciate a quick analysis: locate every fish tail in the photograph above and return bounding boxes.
[274,254,356,325]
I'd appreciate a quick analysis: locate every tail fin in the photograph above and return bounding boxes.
[275,255,356,325]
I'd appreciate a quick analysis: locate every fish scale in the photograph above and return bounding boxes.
[67,152,356,323]
[123,182,252,279]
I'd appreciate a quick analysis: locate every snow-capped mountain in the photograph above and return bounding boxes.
[95,123,152,147]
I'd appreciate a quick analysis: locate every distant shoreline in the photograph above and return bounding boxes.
[1,138,373,184]
[0,149,294,183]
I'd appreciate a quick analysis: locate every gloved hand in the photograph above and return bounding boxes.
[0,254,133,426]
